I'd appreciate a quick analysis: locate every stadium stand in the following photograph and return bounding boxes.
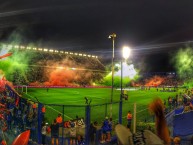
[11,47,105,86]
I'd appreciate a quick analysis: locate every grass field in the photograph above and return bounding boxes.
[22,87,180,125]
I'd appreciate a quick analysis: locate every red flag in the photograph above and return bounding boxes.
[12,130,30,145]
[0,52,12,59]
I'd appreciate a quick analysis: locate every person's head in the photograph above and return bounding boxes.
[94,121,98,125]
[70,121,75,128]
[77,135,83,141]
[58,113,61,117]
[173,136,181,144]
[105,116,108,120]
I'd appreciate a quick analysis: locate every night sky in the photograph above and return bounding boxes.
[1,0,193,72]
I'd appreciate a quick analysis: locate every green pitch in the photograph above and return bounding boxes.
[22,87,180,124]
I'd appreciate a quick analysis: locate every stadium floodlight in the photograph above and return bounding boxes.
[20,46,25,49]
[79,53,82,56]
[14,45,19,48]
[65,52,68,54]
[49,49,54,52]
[122,46,131,60]
[75,53,78,55]
[27,47,31,50]
[92,55,95,58]
[60,51,64,53]
[38,48,43,51]
[44,49,48,52]
[108,33,116,118]
[119,45,131,124]
[83,54,86,56]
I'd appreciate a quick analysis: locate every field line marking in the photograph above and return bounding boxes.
[24,93,73,120]
[46,105,72,120]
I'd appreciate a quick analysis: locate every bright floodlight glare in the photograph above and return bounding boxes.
[122,46,131,59]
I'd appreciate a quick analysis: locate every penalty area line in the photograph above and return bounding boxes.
[24,93,73,120]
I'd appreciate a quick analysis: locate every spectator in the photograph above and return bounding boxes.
[77,135,84,145]
[101,116,110,143]
[56,114,63,125]
[173,136,181,145]
[31,122,36,141]
[69,121,76,145]
[127,111,132,129]
[50,119,59,145]
[106,118,112,142]
[32,103,37,113]
[41,122,47,145]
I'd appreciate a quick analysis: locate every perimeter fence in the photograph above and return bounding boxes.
[4,85,157,145]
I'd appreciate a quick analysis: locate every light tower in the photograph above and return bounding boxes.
[108,33,116,118]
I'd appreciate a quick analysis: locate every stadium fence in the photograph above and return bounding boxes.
[5,85,162,145]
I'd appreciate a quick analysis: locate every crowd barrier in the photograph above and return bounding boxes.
[3,85,163,145]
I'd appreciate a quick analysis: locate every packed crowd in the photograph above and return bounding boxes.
[0,87,39,144]
[134,75,184,87]
[12,51,105,86]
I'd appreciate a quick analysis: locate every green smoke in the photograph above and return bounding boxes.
[0,45,34,82]
[172,46,193,78]
[172,46,193,87]
[0,27,37,82]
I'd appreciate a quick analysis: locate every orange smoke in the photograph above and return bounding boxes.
[145,76,165,87]
[44,69,75,86]
[29,58,93,86]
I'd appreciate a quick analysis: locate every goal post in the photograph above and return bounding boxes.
[21,85,28,94]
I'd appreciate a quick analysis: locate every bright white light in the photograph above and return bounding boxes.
[122,46,131,59]
[114,63,137,79]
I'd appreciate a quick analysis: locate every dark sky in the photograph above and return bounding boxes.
[1,0,193,72]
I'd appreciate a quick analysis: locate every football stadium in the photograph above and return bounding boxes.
[1,43,193,145]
